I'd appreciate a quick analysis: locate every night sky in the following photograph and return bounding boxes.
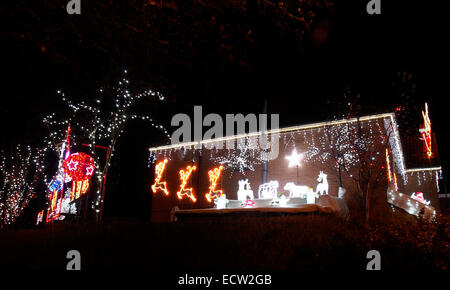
[1,0,448,220]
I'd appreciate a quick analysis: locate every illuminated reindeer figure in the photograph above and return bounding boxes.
[205,165,224,202]
[176,165,197,202]
[315,171,329,196]
[237,179,254,201]
[151,159,169,195]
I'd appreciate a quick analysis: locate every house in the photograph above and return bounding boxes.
[148,112,441,222]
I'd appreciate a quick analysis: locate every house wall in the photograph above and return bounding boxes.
[150,117,440,222]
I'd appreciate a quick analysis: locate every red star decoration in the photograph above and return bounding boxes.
[85,165,94,176]
[67,160,78,171]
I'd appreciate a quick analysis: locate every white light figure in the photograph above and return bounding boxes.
[67,160,78,171]
[411,192,430,205]
[284,182,316,204]
[279,195,289,207]
[258,181,279,199]
[214,194,229,209]
[315,171,329,196]
[272,194,290,207]
[338,187,346,198]
[237,179,254,201]
[285,148,304,168]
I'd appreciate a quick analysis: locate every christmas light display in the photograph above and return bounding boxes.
[241,197,255,208]
[63,152,95,182]
[304,121,375,170]
[214,193,229,209]
[283,182,315,200]
[205,165,224,202]
[411,192,430,205]
[285,148,304,168]
[48,178,63,192]
[315,171,329,196]
[387,189,436,219]
[60,189,77,216]
[386,148,392,183]
[151,159,169,196]
[70,180,90,201]
[176,165,197,202]
[338,187,346,198]
[279,195,289,207]
[393,172,398,191]
[45,126,71,222]
[419,103,432,158]
[43,70,170,220]
[271,194,289,207]
[237,179,254,201]
[214,138,262,176]
[258,181,279,199]
[148,112,442,218]
[46,190,59,222]
[60,152,95,204]
[384,117,406,179]
[0,145,44,226]
[36,210,44,226]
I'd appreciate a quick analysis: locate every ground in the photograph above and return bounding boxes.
[0,214,448,272]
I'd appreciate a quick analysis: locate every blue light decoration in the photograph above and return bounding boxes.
[48,178,63,192]
[47,172,72,192]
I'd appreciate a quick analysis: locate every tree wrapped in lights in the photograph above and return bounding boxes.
[305,122,374,187]
[305,119,393,223]
[214,137,263,176]
[0,145,44,226]
[43,70,170,220]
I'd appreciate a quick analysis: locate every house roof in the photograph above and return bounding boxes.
[148,112,441,174]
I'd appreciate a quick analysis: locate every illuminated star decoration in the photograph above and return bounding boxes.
[285,148,304,168]
[67,160,78,171]
[85,165,94,176]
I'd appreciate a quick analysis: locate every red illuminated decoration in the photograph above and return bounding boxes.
[61,152,95,205]
[85,165,94,176]
[63,152,95,182]
[205,165,224,202]
[242,198,255,208]
[411,192,430,205]
[70,180,90,201]
[385,149,398,191]
[385,148,392,183]
[46,190,59,222]
[36,210,44,226]
[151,159,169,196]
[419,103,432,158]
[46,126,71,222]
[67,159,78,171]
[176,165,197,202]
[393,172,398,192]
